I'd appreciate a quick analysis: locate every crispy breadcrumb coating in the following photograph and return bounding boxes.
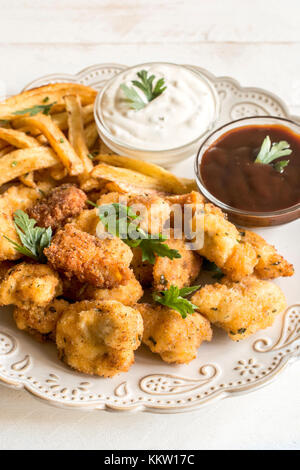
[0,261,14,281]
[27,184,87,231]
[136,303,212,364]
[14,298,69,342]
[191,275,287,341]
[153,235,202,291]
[0,262,62,309]
[62,270,143,306]
[130,247,154,287]
[240,230,294,279]
[56,300,143,377]
[45,224,133,288]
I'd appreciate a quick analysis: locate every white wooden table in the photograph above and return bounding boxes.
[0,0,299,450]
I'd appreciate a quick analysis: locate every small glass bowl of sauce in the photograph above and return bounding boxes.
[195,116,300,227]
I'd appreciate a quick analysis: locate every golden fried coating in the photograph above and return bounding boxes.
[27,184,87,231]
[191,275,287,341]
[72,208,99,235]
[240,230,294,279]
[45,224,133,288]
[153,236,202,291]
[56,300,143,377]
[0,262,62,308]
[14,298,69,342]
[136,303,212,364]
[0,183,52,261]
[62,270,143,306]
[193,203,257,281]
[130,247,153,287]
[97,192,171,234]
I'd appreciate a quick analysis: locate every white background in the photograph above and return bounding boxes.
[0,0,299,450]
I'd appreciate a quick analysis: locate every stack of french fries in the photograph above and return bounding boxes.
[0,83,196,195]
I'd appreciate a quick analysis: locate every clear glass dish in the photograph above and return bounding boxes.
[195,116,300,227]
[94,62,220,167]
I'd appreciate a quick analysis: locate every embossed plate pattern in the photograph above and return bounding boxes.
[0,64,299,413]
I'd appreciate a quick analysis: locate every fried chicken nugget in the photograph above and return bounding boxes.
[27,183,87,231]
[191,275,287,341]
[240,230,294,279]
[14,298,69,342]
[97,192,171,234]
[130,247,154,287]
[72,208,99,235]
[0,183,52,261]
[166,192,258,281]
[62,270,143,306]
[153,235,202,291]
[136,303,212,364]
[0,262,62,309]
[56,300,143,377]
[45,224,133,288]
[0,261,15,281]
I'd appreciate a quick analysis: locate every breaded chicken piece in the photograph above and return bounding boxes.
[153,235,202,291]
[0,183,52,261]
[62,270,143,306]
[97,192,171,235]
[72,208,99,236]
[45,224,133,288]
[197,204,258,281]
[14,298,69,342]
[191,275,287,341]
[0,262,62,308]
[130,247,154,287]
[27,184,87,231]
[240,230,294,279]
[56,300,143,377]
[136,303,212,364]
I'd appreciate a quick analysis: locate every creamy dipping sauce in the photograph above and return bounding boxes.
[98,63,217,151]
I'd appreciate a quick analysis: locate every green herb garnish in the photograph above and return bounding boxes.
[11,161,18,167]
[87,153,95,160]
[120,70,167,111]
[153,285,200,319]
[90,201,181,265]
[202,259,224,280]
[255,136,292,173]
[3,210,52,262]
[13,101,57,117]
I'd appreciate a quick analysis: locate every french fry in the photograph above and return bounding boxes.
[64,95,93,174]
[91,162,180,193]
[0,147,58,186]
[19,171,36,188]
[52,104,94,131]
[0,128,40,149]
[0,145,14,158]
[94,153,186,194]
[84,121,99,149]
[179,177,198,193]
[0,83,97,120]
[13,114,84,175]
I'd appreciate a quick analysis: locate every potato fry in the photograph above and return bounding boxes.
[19,171,36,188]
[0,83,97,120]
[84,122,99,149]
[52,104,94,131]
[92,162,181,193]
[179,177,199,193]
[64,95,93,174]
[13,114,84,175]
[0,145,15,157]
[0,128,40,149]
[94,153,186,194]
[0,147,58,186]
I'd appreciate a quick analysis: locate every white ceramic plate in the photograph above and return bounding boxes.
[0,64,299,413]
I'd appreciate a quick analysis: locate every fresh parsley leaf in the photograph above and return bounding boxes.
[153,285,200,319]
[13,101,57,117]
[3,210,52,262]
[255,136,292,173]
[90,202,181,264]
[121,70,167,111]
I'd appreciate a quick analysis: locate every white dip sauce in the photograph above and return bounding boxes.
[99,63,216,151]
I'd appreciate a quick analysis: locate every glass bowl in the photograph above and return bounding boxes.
[195,116,300,227]
[94,62,220,167]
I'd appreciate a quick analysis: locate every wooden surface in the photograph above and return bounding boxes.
[0,0,299,451]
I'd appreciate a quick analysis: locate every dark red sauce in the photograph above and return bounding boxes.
[200,124,300,212]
